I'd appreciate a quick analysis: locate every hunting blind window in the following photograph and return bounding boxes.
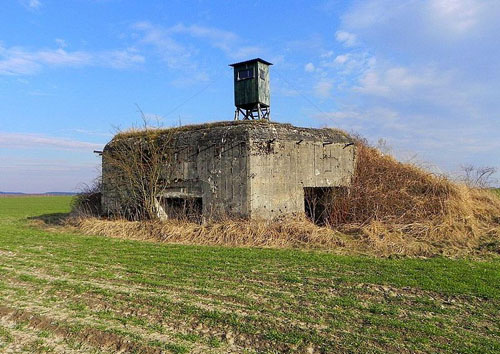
[237,68,254,80]
[259,69,265,80]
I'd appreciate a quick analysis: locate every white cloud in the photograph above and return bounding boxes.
[269,54,285,66]
[0,45,144,75]
[334,54,349,64]
[0,132,103,151]
[342,0,400,29]
[61,129,113,138]
[315,110,364,121]
[36,48,92,66]
[429,0,483,33]
[299,0,500,180]
[0,156,100,193]
[20,0,41,10]
[100,49,145,69]
[232,46,262,60]
[353,64,452,100]
[28,0,41,8]
[304,62,315,72]
[133,21,193,69]
[315,106,500,162]
[133,22,264,66]
[0,53,39,75]
[314,81,333,98]
[55,38,67,48]
[169,23,238,53]
[170,72,210,87]
[320,51,334,58]
[342,0,500,42]
[276,87,300,97]
[1,159,97,173]
[335,31,357,47]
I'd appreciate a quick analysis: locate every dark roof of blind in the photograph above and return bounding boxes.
[229,58,273,67]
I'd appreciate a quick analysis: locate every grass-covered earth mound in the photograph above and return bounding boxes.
[327,142,500,257]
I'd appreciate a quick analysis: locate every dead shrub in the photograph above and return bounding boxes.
[71,179,102,217]
[328,143,456,225]
[103,131,175,221]
[460,164,498,188]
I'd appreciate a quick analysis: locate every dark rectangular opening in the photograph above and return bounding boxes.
[162,197,202,222]
[237,68,254,80]
[304,187,347,226]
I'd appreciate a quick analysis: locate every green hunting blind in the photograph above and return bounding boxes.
[230,58,272,120]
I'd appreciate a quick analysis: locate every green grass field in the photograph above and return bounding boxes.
[0,196,499,353]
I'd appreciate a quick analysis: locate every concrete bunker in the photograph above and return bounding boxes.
[101,120,357,221]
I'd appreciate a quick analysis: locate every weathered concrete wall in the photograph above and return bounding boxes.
[102,123,251,218]
[179,125,249,217]
[101,121,356,220]
[247,124,356,219]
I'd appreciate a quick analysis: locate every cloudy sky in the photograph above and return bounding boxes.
[1,0,499,192]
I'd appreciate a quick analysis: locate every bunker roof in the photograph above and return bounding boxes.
[110,120,353,145]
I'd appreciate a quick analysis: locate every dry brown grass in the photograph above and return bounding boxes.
[328,143,500,257]
[329,143,456,225]
[70,141,500,258]
[74,216,348,250]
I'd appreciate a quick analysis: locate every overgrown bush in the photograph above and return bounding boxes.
[71,179,102,217]
[103,129,174,221]
[325,141,500,256]
[328,142,455,225]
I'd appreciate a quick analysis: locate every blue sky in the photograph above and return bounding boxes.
[1,0,499,192]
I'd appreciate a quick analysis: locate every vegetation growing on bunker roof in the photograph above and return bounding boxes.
[112,120,352,141]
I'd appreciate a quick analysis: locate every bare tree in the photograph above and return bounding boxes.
[460,164,498,188]
[71,177,103,217]
[376,138,392,155]
[103,108,174,220]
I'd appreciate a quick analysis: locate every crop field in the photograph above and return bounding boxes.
[0,196,499,353]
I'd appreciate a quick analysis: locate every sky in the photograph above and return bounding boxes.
[1,0,499,193]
